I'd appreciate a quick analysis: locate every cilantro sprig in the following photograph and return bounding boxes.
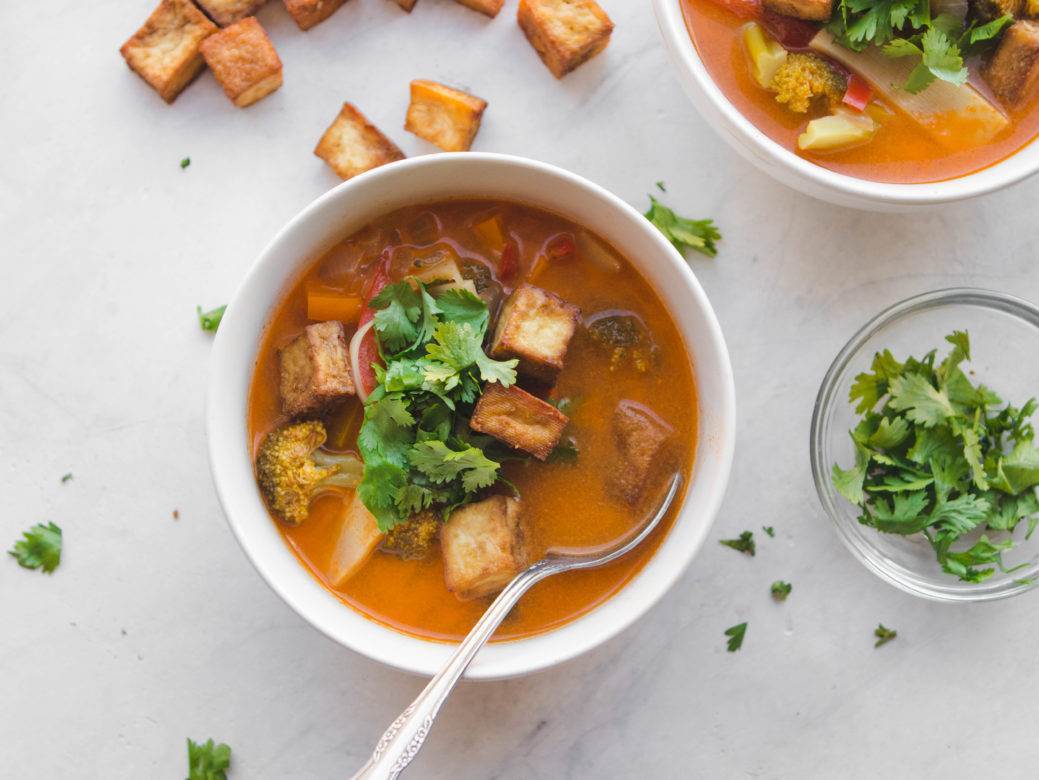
[187,738,231,780]
[720,530,756,556]
[9,522,62,573]
[644,196,720,258]
[725,622,748,652]
[833,331,1039,583]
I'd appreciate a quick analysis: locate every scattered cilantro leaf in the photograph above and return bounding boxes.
[874,623,897,648]
[187,738,231,780]
[770,580,792,601]
[725,622,747,652]
[9,522,62,573]
[655,180,667,192]
[61,472,73,484]
[180,157,191,170]
[720,530,755,556]
[762,525,775,537]
[644,196,720,258]
[197,305,226,333]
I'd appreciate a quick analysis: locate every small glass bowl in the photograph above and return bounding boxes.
[811,288,1039,602]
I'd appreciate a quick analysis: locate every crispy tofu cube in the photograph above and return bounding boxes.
[761,0,832,21]
[314,102,406,180]
[120,0,217,103]
[972,0,1022,22]
[195,0,268,26]
[517,0,614,79]
[327,492,383,587]
[489,284,580,383]
[392,0,419,9]
[470,383,569,460]
[987,21,1039,105]
[283,0,348,30]
[454,0,505,16]
[610,401,673,505]
[442,496,529,599]
[200,17,283,107]
[279,321,356,415]
[405,80,488,152]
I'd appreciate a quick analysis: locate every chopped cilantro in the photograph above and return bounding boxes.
[197,305,226,333]
[644,196,720,258]
[180,157,191,170]
[187,738,231,780]
[61,472,73,484]
[770,580,792,601]
[874,623,897,648]
[762,525,775,537]
[720,530,755,556]
[9,522,62,573]
[655,180,667,192]
[832,331,1039,583]
[724,622,747,652]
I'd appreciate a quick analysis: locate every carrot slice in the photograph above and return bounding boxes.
[307,286,362,323]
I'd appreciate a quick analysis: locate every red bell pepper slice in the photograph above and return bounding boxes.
[545,233,576,262]
[356,257,390,397]
[842,73,873,112]
[499,239,519,281]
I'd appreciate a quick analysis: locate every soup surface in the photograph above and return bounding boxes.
[681,0,1039,183]
[248,200,697,642]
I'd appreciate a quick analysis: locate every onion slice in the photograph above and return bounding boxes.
[349,319,377,403]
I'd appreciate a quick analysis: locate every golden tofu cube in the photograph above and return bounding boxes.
[405,80,488,152]
[200,17,283,107]
[610,401,672,505]
[314,102,406,180]
[120,0,217,103]
[470,383,569,460]
[517,0,614,79]
[454,0,505,16]
[195,0,269,26]
[489,284,580,383]
[762,0,832,21]
[283,0,348,30]
[442,496,529,599]
[279,321,356,415]
[987,21,1039,106]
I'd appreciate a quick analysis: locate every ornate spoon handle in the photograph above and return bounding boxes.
[350,559,560,780]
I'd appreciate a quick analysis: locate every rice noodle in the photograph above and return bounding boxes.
[349,319,376,403]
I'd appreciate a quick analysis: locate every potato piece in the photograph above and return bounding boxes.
[454,0,505,16]
[327,492,382,587]
[762,0,832,21]
[441,496,529,599]
[987,21,1039,106]
[611,401,673,505]
[195,0,268,26]
[489,284,580,384]
[470,383,569,460]
[393,0,419,9]
[405,80,488,152]
[279,321,356,415]
[742,22,788,89]
[517,0,614,79]
[119,0,217,104]
[798,110,876,151]
[200,17,283,107]
[283,0,348,30]
[314,103,406,180]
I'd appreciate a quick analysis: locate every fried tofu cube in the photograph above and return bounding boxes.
[610,401,673,505]
[454,0,505,16]
[987,21,1039,105]
[517,0,614,79]
[392,0,419,9]
[283,0,348,30]
[490,284,580,383]
[470,384,569,460]
[119,0,217,103]
[442,496,529,599]
[200,17,283,107]
[761,0,832,21]
[314,103,406,180]
[972,0,1022,22]
[279,321,356,415]
[405,80,488,152]
[195,0,268,26]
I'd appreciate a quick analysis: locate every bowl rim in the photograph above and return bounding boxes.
[651,0,1039,207]
[206,152,737,678]
[810,286,1039,602]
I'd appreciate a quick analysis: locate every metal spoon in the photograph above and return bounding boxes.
[350,472,683,780]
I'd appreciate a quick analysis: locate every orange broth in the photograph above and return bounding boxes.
[680,0,1039,183]
[248,200,697,642]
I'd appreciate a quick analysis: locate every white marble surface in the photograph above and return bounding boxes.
[4,1,1039,777]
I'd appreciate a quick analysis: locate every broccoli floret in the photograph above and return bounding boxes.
[771,54,846,114]
[256,420,363,526]
[380,512,440,560]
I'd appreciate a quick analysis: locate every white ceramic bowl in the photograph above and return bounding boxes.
[206,153,736,680]
[652,0,1039,210]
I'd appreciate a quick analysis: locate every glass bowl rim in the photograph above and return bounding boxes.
[810,287,1039,603]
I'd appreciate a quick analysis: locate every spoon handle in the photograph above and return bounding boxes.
[350,559,560,780]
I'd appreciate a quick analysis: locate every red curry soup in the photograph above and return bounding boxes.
[248,200,697,642]
[681,0,1039,183]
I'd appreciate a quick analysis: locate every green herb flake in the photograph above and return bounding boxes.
[719,530,755,556]
[9,522,62,573]
[60,472,73,484]
[644,195,720,258]
[762,525,775,537]
[725,622,747,652]
[770,580,792,601]
[874,623,897,648]
[180,157,191,170]
[197,305,227,333]
[655,180,667,192]
[187,738,231,780]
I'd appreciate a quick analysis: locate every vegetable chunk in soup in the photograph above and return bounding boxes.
[682,0,1039,183]
[248,200,696,642]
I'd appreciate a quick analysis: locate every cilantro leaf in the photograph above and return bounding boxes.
[724,622,747,652]
[435,288,489,333]
[644,196,720,258]
[424,321,517,390]
[61,472,73,484]
[888,373,955,427]
[358,461,409,532]
[874,623,897,648]
[187,738,231,780]
[833,441,870,505]
[408,441,500,492]
[197,305,226,333]
[719,530,755,556]
[762,525,775,537]
[770,580,792,601]
[9,522,62,573]
[180,157,191,170]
